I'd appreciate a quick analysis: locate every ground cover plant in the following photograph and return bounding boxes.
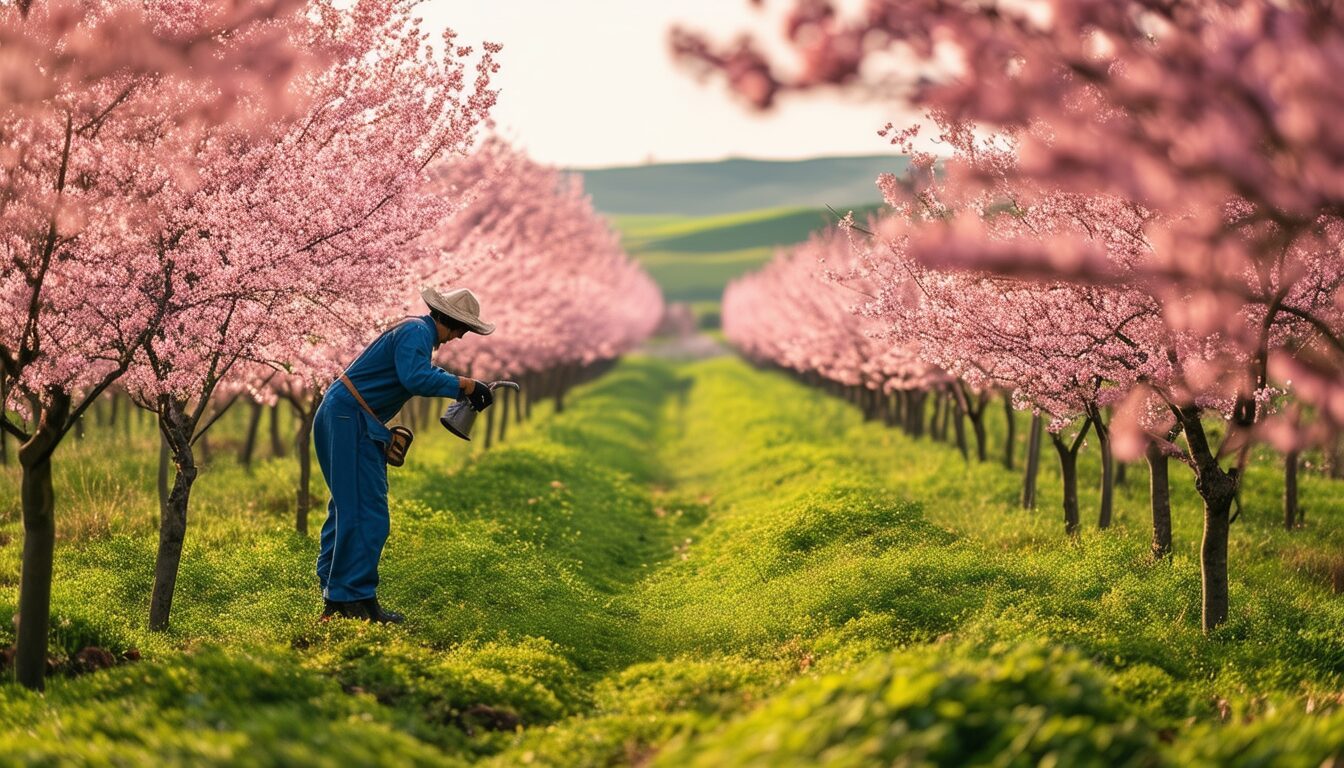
[617,359,1344,765]
[5,358,1340,764]
[4,0,1343,763]
[0,364,677,763]
[686,0,1344,644]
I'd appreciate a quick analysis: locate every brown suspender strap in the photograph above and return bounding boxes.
[339,374,382,423]
[336,318,423,424]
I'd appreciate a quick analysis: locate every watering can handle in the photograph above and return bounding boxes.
[488,381,521,392]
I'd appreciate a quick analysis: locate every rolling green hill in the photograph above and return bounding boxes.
[576,155,905,216]
[612,205,878,317]
[616,205,880,254]
[588,156,896,326]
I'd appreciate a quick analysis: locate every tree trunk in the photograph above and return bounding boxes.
[939,392,953,441]
[1092,409,1115,530]
[1201,491,1233,632]
[553,368,567,414]
[955,386,989,462]
[1002,392,1016,470]
[240,401,263,469]
[906,390,926,438]
[149,405,197,632]
[1284,449,1299,529]
[1022,414,1042,510]
[1051,431,1082,536]
[92,391,106,428]
[1328,435,1344,480]
[1177,408,1237,633]
[1146,440,1172,559]
[863,387,881,422]
[498,388,510,443]
[294,395,320,536]
[269,402,285,457]
[951,392,969,461]
[0,379,8,467]
[929,393,943,441]
[484,401,496,450]
[515,381,526,425]
[969,409,987,462]
[1115,461,1128,486]
[158,431,171,518]
[16,446,57,690]
[15,391,70,691]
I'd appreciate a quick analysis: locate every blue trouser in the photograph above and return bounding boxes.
[314,392,392,602]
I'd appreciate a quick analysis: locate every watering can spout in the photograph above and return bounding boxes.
[440,380,521,441]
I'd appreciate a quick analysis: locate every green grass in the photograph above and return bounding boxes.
[504,359,1344,765]
[1,358,1343,765]
[0,367,687,763]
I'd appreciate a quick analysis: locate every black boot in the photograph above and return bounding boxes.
[358,597,405,624]
[320,599,372,621]
[320,597,404,624]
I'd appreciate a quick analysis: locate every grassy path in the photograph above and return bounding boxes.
[2,357,1344,765]
[0,362,692,763]
[494,358,1344,766]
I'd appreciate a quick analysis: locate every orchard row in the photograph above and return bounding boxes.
[0,1,660,691]
[703,3,1344,638]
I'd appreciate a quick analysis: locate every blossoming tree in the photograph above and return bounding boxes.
[122,0,500,632]
[0,0,313,691]
[676,0,1344,632]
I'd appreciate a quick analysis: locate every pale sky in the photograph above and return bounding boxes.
[420,1,913,168]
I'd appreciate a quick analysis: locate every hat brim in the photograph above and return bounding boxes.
[422,290,495,335]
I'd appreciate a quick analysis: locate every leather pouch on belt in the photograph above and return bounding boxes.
[342,374,413,468]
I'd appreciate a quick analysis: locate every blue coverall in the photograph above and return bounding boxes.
[315,316,463,603]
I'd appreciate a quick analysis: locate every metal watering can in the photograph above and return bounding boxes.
[441,380,521,441]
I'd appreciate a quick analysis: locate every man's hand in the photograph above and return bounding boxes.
[457,376,482,399]
[465,380,494,411]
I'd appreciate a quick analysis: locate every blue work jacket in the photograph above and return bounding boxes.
[325,316,464,426]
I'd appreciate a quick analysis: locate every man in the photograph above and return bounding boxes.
[315,287,496,623]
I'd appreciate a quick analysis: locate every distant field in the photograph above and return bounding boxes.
[613,205,877,320]
[575,154,903,216]
[638,247,773,304]
[617,205,879,254]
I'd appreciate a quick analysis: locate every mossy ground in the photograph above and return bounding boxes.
[1,357,1342,765]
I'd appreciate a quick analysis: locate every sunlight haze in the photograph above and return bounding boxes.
[422,0,912,167]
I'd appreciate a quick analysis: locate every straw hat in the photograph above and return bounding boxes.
[421,287,495,335]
